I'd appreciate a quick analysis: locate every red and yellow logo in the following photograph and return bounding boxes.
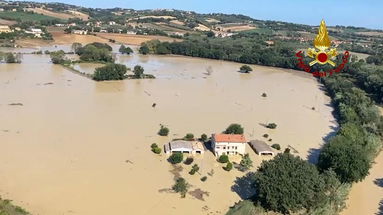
[296,20,350,77]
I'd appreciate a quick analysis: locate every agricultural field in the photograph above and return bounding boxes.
[25,8,89,20]
[0,11,61,22]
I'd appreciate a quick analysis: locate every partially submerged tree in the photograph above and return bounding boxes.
[240,65,253,73]
[158,125,169,136]
[93,63,127,81]
[119,44,133,55]
[172,177,189,198]
[133,65,144,79]
[50,50,66,64]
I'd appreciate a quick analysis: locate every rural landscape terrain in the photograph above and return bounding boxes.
[0,0,383,215]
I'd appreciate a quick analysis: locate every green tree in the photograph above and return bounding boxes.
[139,44,150,55]
[240,65,253,73]
[49,50,66,64]
[133,65,144,79]
[200,134,208,142]
[76,43,113,63]
[318,135,371,183]
[266,123,277,129]
[189,164,200,175]
[218,154,229,163]
[93,63,127,81]
[224,162,233,171]
[4,53,21,63]
[169,153,183,164]
[239,154,253,171]
[172,177,189,198]
[271,144,281,150]
[184,133,194,141]
[158,125,169,136]
[254,153,327,214]
[71,42,82,54]
[224,123,244,134]
[119,44,133,55]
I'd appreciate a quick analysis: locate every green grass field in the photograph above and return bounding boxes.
[0,11,59,22]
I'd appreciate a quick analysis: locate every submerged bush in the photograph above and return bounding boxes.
[271,144,281,150]
[158,125,169,136]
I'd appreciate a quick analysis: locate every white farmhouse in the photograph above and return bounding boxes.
[0,25,12,33]
[25,28,43,38]
[72,29,88,35]
[211,133,247,156]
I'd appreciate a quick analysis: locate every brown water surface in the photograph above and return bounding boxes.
[0,52,336,215]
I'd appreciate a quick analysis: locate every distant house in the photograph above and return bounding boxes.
[55,24,67,27]
[25,28,43,38]
[109,21,116,25]
[249,140,274,156]
[0,25,12,33]
[100,29,107,33]
[0,8,4,12]
[164,140,205,155]
[169,32,185,37]
[211,133,247,156]
[72,29,88,35]
[126,31,136,35]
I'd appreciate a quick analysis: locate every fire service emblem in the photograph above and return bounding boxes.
[296,20,350,77]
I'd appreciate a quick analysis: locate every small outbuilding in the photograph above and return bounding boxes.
[164,140,205,155]
[249,140,274,156]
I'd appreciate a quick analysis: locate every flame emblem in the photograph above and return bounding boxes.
[307,20,338,66]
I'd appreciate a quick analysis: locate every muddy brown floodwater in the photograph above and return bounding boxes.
[0,48,336,215]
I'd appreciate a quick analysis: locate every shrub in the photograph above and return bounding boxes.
[268,139,272,142]
[263,134,269,138]
[189,164,200,175]
[201,176,207,182]
[218,154,229,163]
[224,162,233,171]
[184,133,194,140]
[172,177,189,198]
[240,65,253,73]
[151,143,158,149]
[224,123,244,134]
[93,63,127,81]
[152,147,162,154]
[262,93,267,97]
[158,125,169,136]
[271,144,281,150]
[284,148,291,154]
[266,123,277,129]
[169,153,183,164]
[200,133,208,142]
[184,157,194,165]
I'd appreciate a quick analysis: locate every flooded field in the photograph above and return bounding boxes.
[0,49,336,215]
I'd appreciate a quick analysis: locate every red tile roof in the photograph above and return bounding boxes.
[213,133,247,143]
